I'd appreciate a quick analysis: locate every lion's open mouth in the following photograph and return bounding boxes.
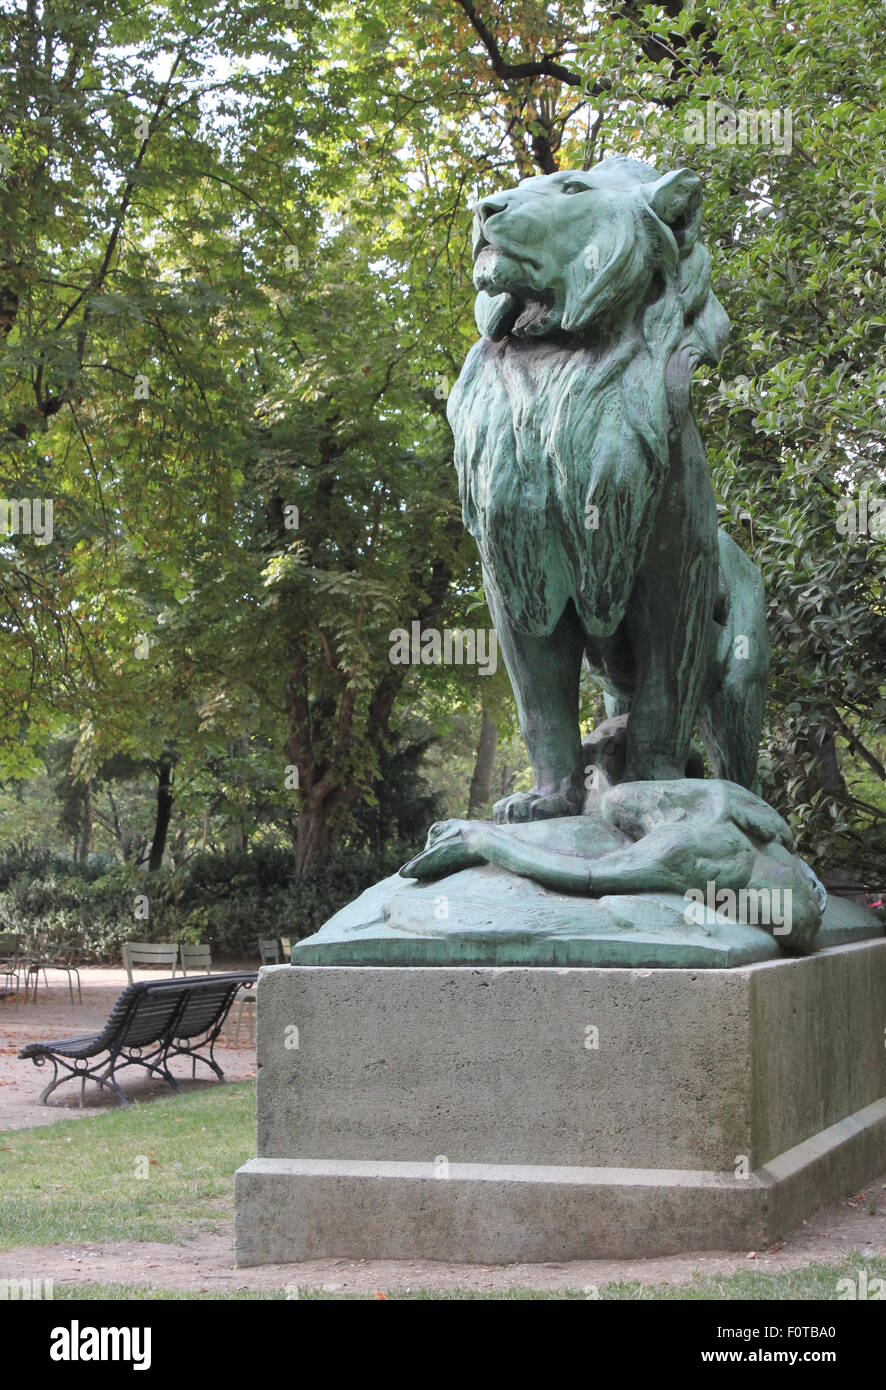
[474,288,520,340]
[473,230,556,339]
[474,286,557,341]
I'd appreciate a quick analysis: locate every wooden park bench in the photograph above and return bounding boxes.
[18,973,256,1108]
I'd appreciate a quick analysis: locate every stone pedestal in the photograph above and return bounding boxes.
[234,940,886,1265]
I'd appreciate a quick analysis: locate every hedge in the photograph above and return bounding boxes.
[0,843,405,962]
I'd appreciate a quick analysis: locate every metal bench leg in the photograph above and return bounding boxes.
[206,1045,225,1082]
[37,1060,62,1105]
[97,1059,132,1107]
[115,1047,179,1099]
[162,1039,224,1086]
[160,1060,184,1094]
[97,1076,132,1107]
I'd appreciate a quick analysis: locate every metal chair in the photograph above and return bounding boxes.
[26,939,83,1004]
[179,943,213,975]
[231,983,256,1046]
[230,937,280,1045]
[122,941,180,986]
[258,937,285,965]
[0,932,24,1002]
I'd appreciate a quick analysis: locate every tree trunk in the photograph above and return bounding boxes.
[812,730,848,798]
[148,759,174,871]
[276,462,464,880]
[295,795,333,877]
[468,709,498,817]
[76,779,92,864]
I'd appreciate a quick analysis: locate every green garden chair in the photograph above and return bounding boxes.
[122,941,179,986]
[179,943,213,975]
[26,939,83,1004]
[0,932,24,1003]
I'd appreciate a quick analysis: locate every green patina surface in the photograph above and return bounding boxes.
[296,160,882,967]
[294,779,882,967]
[292,872,881,968]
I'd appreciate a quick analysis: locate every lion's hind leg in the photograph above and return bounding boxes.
[698,531,769,793]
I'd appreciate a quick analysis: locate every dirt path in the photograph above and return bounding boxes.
[0,966,256,1129]
[3,1179,885,1295]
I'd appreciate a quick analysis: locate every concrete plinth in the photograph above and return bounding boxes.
[234,940,886,1264]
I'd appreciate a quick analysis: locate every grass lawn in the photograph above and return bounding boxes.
[2,1085,885,1300]
[0,1084,255,1248]
[36,1260,886,1299]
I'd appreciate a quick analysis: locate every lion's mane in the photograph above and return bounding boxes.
[447,157,729,639]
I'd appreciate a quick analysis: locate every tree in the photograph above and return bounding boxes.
[1,0,881,891]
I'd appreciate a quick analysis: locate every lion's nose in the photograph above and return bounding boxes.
[477,196,509,225]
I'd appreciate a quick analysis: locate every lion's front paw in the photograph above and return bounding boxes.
[493,787,583,824]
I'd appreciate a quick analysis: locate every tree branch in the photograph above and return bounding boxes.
[35,46,188,418]
[454,0,598,90]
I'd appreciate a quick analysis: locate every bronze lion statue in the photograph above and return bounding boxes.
[448,157,768,822]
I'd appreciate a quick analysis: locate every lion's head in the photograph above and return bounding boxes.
[471,156,728,373]
[447,158,730,639]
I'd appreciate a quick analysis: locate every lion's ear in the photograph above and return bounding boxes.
[645,168,702,256]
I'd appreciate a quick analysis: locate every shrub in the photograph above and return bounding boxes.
[0,842,406,962]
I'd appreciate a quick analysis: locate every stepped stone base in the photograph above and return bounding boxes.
[235,940,886,1264]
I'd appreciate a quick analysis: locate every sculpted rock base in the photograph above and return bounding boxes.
[294,779,879,968]
[293,877,879,968]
